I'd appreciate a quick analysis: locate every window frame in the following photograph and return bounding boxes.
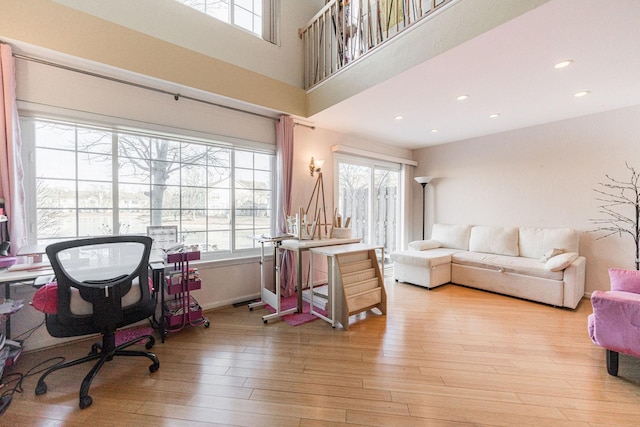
[19,114,276,260]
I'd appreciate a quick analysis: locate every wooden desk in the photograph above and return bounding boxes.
[280,237,361,313]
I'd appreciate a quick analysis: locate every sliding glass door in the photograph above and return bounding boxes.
[335,155,402,266]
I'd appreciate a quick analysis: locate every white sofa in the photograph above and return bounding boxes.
[390,224,586,309]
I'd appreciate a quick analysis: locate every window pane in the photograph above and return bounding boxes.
[119,159,150,184]
[78,128,112,154]
[208,230,229,251]
[119,183,151,210]
[152,160,179,185]
[208,188,230,209]
[182,163,208,185]
[79,209,113,236]
[234,6,253,31]
[153,186,180,209]
[235,150,253,168]
[120,210,150,234]
[118,135,149,160]
[182,187,207,209]
[235,0,252,10]
[37,179,76,208]
[38,209,76,238]
[235,229,255,249]
[37,149,75,179]
[78,182,112,208]
[208,210,230,229]
[36,122,75,150]
[235,189,253,209]
[235,168,253,187]
[181,142,206,164]
[254,170,271,189]
[78,151,112,181]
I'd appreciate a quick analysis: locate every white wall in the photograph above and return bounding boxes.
[412,105,640,295]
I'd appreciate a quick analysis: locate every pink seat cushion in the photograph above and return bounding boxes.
[0,256,17,269]
[609,268,640,293]
[31,281,58,314]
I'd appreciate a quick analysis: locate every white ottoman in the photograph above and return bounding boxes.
[390,249,456,289]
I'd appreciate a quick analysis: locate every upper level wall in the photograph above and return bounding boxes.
[0,0,319,117]
[51,0,325,88]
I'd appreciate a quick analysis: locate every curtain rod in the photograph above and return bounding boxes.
[12,53,280,122]
[294,122,315,130]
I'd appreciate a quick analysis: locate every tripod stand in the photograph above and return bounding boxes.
[305,172,329,239]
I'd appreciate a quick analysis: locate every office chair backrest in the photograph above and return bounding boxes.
[45,236,153,332]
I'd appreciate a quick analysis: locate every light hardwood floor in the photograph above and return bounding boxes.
[3,278,640,426]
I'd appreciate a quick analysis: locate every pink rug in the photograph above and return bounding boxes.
[115,326,154,346]
[264,294,327,326]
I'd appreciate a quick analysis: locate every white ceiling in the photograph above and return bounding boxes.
[307,0,640,150]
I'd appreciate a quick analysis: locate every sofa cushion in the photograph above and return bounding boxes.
[545,252,578,271]
[408,239,442,251]
[518,227,579,259]
[391,248,459,267]
[469,226,519,256]
[431,224,472,250]
[451,251,564,280]
[609,268,640,293]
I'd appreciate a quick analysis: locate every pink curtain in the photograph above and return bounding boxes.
[0,43,27,257]
[275,115,296,296]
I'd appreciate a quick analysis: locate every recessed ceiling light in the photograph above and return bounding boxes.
[431,129,438,133]
[456,94,469,101]
[554,60,573,69]
[395,115,404,120]
[574,90,590,97]
[489,113,500,118]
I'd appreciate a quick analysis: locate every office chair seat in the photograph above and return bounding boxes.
[34,236,160,409]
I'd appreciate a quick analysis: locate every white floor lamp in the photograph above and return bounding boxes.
[415,176,433,240]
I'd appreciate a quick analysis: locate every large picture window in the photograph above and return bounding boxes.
[21,118,274,256]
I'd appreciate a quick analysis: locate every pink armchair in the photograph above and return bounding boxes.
[588,268,640,376]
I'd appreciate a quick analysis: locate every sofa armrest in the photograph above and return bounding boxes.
[590,290,640,357]
[562,256,586,309]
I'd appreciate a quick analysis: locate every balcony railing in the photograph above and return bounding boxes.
[300,0,454,90]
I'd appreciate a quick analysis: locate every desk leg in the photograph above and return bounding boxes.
[260,243,296,322]
[296,249,303,313]
[248,242,267,311]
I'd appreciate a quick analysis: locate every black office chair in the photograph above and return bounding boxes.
[35,236,160,409]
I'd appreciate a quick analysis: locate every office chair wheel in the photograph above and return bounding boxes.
[204,320,210,327]
[90,343,101,355]
[79,395,93,409]
[35,381,47,395]
[145,336,156,350]
[149,362,159,373]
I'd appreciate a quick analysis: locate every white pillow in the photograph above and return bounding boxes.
[408,240,442,251]
[540,248,564,263]
[544,252,578,271]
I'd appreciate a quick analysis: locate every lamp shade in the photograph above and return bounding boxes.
[415,176,433,184]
